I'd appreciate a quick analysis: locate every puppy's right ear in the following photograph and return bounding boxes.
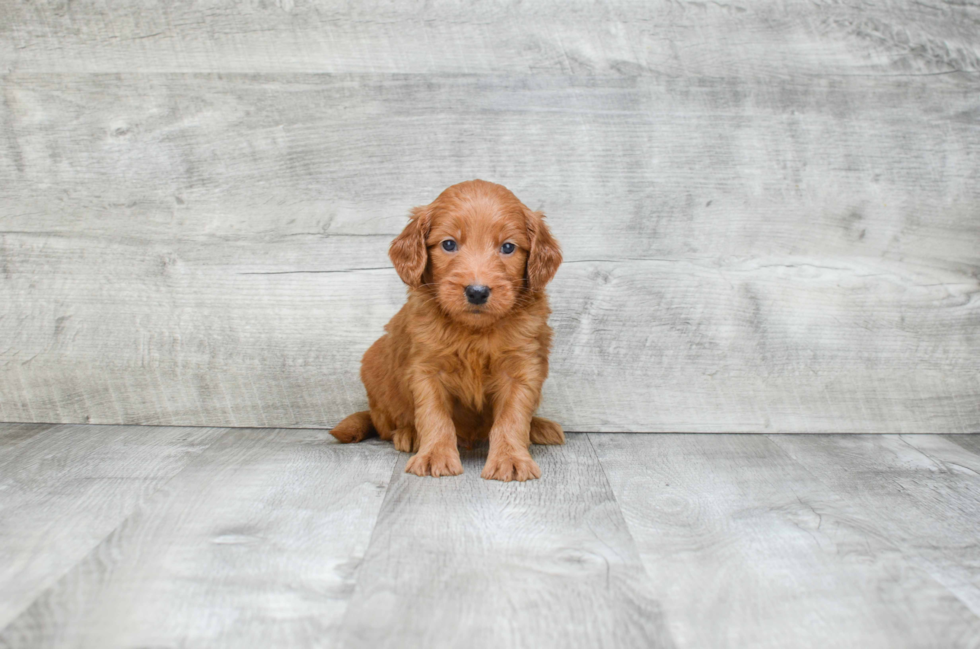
[389,205,432,288]
[524,208,562,291]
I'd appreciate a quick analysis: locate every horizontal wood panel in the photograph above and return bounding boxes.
[1,232,977,431]
[1,0,978,75]
[1,70,978,431]
[2,74,979,264]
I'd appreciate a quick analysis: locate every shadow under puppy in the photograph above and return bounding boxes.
[330,180,564,481]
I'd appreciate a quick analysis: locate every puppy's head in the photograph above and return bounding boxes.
[389,180,562,326]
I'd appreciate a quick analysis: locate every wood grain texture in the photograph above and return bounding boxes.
[4,426,980,646]
[337,434,674,649]
[771,434,980,618]
[0,423,224,629]
[1,0,978,75]
[0,423,54,449]
[2,69,978,431]
[591,433,980,648]
[947,434,980,457]
[0,430,402,649]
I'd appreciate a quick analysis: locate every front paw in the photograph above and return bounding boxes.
[405,448,463,477]
[482,452,541,482]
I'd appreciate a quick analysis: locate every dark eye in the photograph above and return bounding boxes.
[500,242,516,255]
[441,240,457,252]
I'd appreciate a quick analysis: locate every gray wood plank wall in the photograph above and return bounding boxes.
[1,1,978,432]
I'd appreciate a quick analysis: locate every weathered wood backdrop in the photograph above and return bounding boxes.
[1,1,978,432]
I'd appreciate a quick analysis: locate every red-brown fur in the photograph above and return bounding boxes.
[330,180,564,481]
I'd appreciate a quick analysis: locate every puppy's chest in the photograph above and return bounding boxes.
[439,347,496,411]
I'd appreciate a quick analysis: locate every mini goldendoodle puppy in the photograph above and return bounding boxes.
[330,180,564,481]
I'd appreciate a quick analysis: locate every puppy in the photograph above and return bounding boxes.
[330,180,564,481]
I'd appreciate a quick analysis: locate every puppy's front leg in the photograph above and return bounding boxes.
[404,376,463,477]
[482,380,541,482]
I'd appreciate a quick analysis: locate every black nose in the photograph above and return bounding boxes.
[465,284,491,305]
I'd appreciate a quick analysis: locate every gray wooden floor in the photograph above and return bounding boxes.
[1,424,979,648]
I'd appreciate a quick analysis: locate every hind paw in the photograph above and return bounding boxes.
[392,427,418,453]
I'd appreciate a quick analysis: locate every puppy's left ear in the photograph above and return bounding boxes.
[389,204,432,288]
[524,208,562,291]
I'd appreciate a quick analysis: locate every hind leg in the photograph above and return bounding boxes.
[390,426,418,453]
[529,417,565,445]
[361,333,415,449]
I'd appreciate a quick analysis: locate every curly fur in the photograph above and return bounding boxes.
[330,180,564,481]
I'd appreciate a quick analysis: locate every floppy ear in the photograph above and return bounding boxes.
[389,205,432,288]
[524,208,562,291]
